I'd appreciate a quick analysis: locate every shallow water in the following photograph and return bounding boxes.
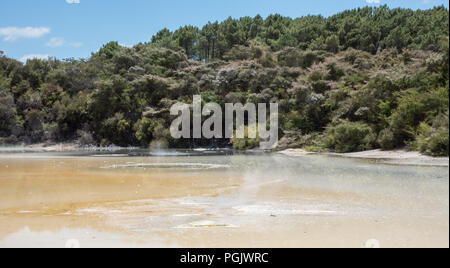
[0,150,448,248]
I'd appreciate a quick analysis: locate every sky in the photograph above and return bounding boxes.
[1,0,448,62]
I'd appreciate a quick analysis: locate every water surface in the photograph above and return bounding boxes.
[0,150,448,248]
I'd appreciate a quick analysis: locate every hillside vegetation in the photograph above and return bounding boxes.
[0,6,449,155]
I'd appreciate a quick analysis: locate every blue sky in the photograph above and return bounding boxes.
[1,0,448,62]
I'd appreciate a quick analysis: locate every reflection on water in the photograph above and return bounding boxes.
[0,149,448,247]
[100,162,232,170]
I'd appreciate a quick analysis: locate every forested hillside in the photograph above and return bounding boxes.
[0,5,449,155]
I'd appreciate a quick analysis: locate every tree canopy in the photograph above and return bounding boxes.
[150,5,449,59]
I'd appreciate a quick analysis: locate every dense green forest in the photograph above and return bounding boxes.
[0,5,449,155]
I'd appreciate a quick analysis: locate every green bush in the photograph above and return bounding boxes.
[24,109,46,142]
[325,35,340,53]
[326,63,345,81]
[344,72,370,87]
[134,117,171,147]
[421,128,449,156]
[309,70,325,82]
[282,110,315,134]
[99,113,133,146]
[414,114,449,156]
[224,45,254,61]
[326,121,376,153]
[387,87,449,145]
[0,90,17,135]
[53,93,87,139]
[311,80,331,93]
[277,49,324,68]
[377,128,397,149]
[230,125,261,150]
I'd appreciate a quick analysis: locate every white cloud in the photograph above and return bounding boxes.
[19,54,50,63]
[70,41,83,47]
[365,0,381,3]
[46,37,83,48]
[66,0,80,4]
[46,37,65,47]
[0,27,50,42]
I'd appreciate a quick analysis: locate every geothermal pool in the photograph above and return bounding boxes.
[0,150,448,248]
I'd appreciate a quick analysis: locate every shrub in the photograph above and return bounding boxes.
[230,125,261,150]
[134,117,170,147]
[134,117,153,146]
[24,109,46,142]
[99,113,133,146]
[306,93,325,104]
[224,45,254,61]
[421,128,449,156]
[0,90,17,136]
[377,128,397,149]
[43,122,59,141]
[300,51,325,68]
[326,121,376,153]
[257,53,276,68]
[344,72,370,86]
[77,130,96,146]
[326,63,345,81]
[53,93,87,139]
[277,48,301,67]
[277,49,324,68]
[413,114,449,156]
[311,80,331,93]
[309,70,325,82]
[225,92,246,103]
[325,35,340,53]
[387,88,449,145]
[282,110,315,134]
